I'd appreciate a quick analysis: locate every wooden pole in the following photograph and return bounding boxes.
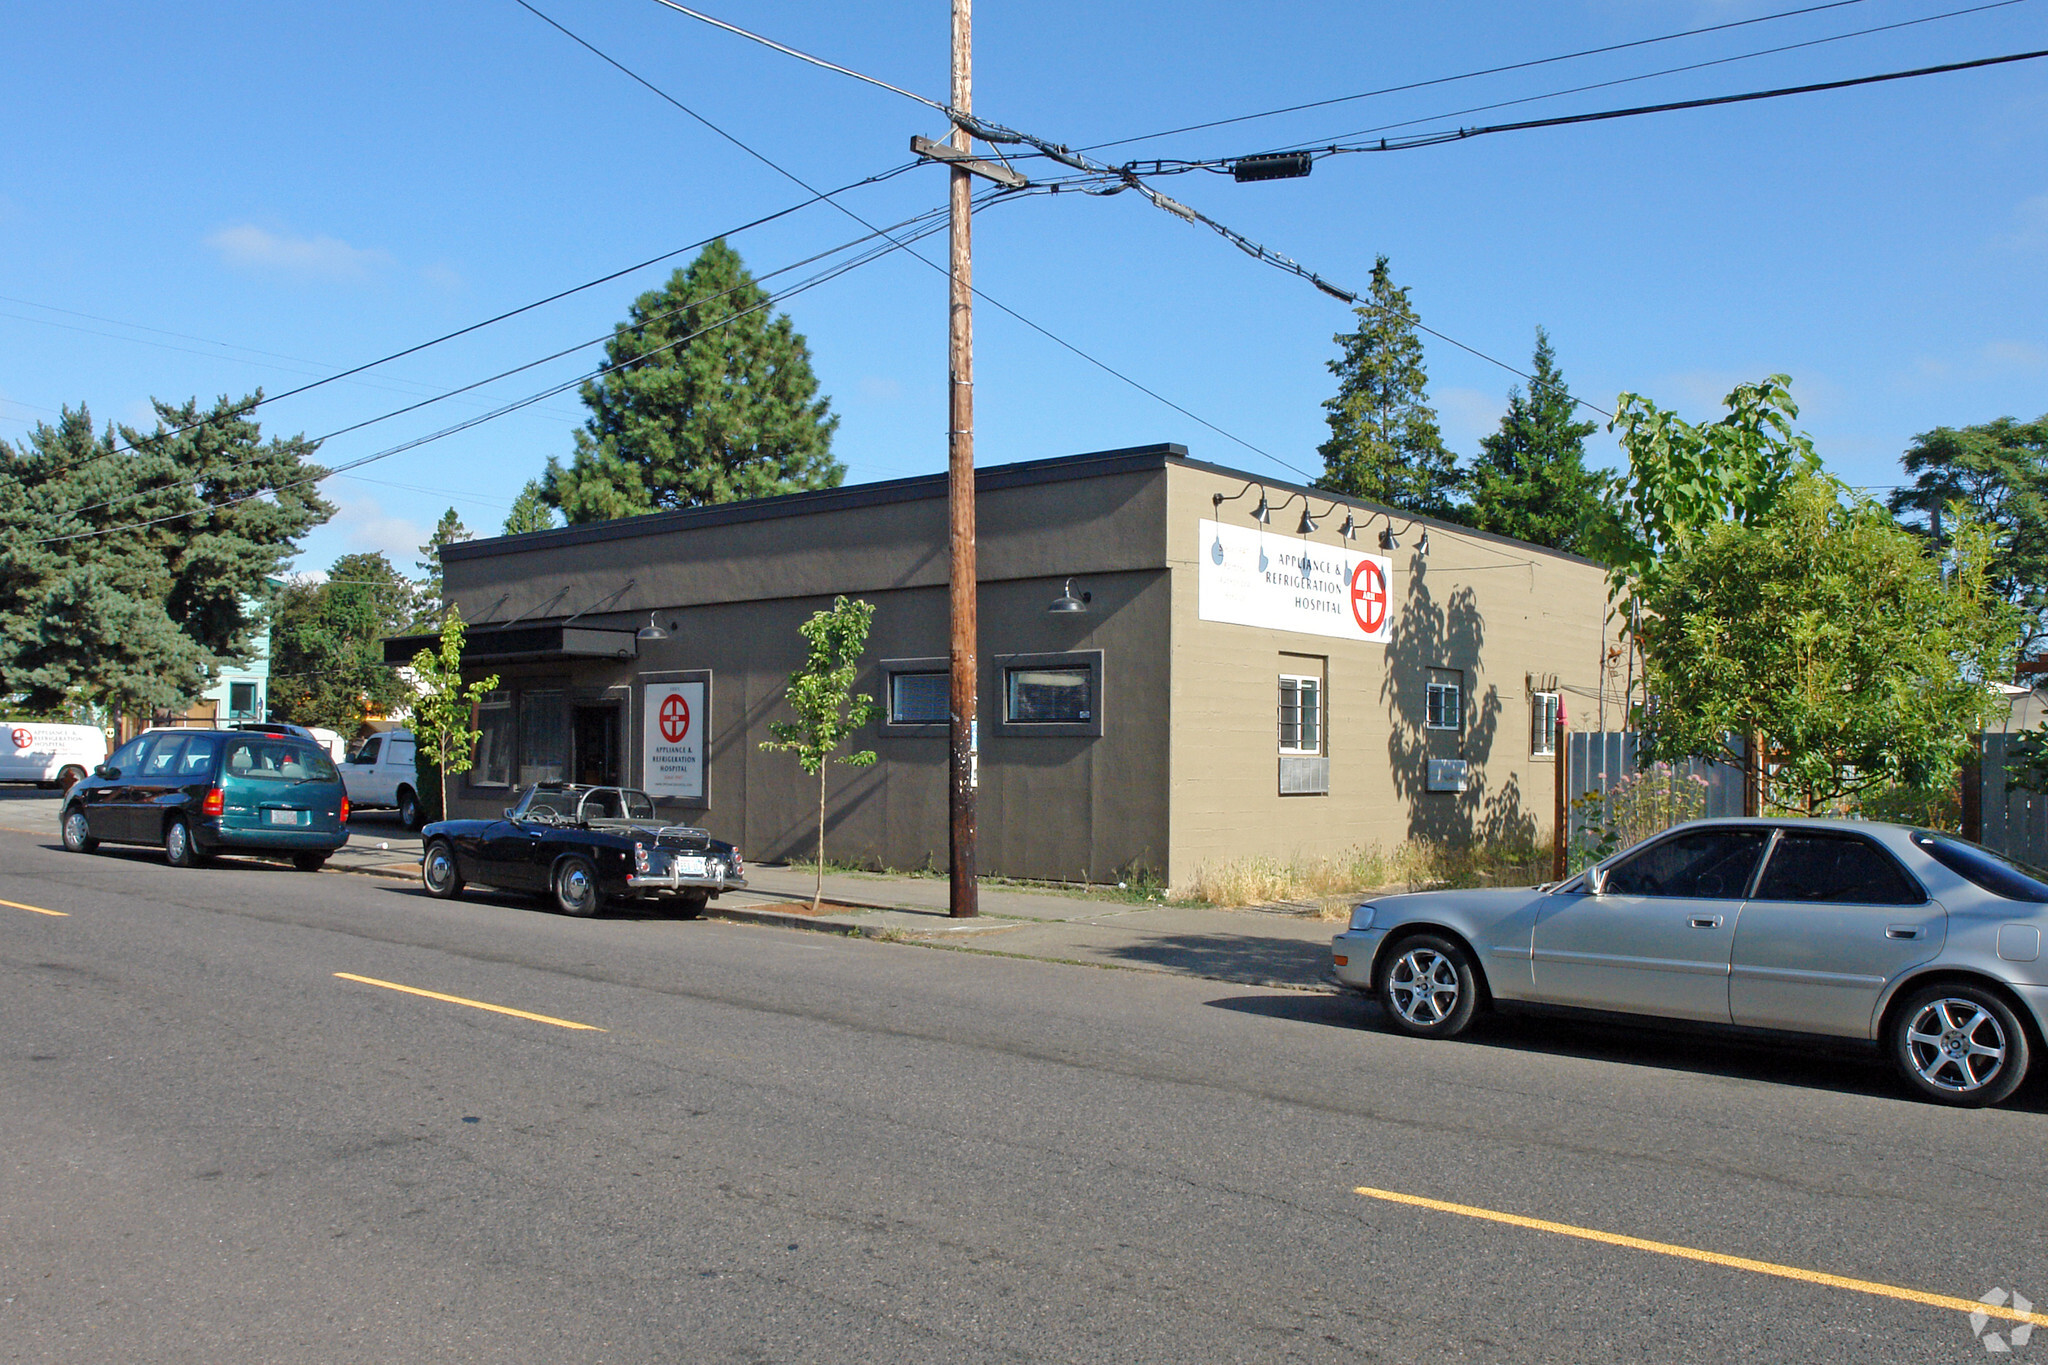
[946,0,978,917]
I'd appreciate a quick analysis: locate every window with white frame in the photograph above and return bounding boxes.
[1425,669,1462,731]
[1532,691,1560,756]
[1278,675,1322,754]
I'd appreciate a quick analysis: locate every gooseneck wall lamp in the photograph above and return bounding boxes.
[1048,579,1092,614]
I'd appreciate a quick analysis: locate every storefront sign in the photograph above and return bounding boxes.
[642,681,705,800]
[1197,518,1394,644]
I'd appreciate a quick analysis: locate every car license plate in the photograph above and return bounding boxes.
[267,808,302,826]
[673,856,707,877]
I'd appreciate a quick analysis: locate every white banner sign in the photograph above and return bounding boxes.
[1197,518,1393,644]
[643,681,705,800]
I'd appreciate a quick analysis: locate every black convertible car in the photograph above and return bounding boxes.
[420,783,745,917]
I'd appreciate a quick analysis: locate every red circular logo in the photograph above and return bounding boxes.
[658,693,691,744]
[10,727,31,750]
[1349,560,1389,635]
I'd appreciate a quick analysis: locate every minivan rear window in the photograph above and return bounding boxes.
[1911,831,2048,903]
[222,737,338,783]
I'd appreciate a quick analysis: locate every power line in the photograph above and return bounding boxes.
[534,0,1314,480]
[36,200,1000,546]
[1079,0,1880,153]
[636,0,946,111]
[21,160,921,482]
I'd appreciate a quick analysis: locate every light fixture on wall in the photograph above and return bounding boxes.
[1297,505,1318,535]
[1048,578,1092,614]
[635,611,669,641]
[1378,523,1400,551]
[1211,481,1270,526]
[1251,493,1271,524]
[1416,529,1431,556]
[1337,512,1357,541]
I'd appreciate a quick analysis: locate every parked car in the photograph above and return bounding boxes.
[420,782,744,918]
[1332,818,2048,1108]
[1,721,107,792]
[60,728,350,870]
[233,720,345,763]
[341,729,424,827]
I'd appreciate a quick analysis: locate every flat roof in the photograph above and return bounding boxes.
[445,442,1603,570]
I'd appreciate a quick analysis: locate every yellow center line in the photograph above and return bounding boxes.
[1355,1185,2048,1329]
[333,973,606,1031]
[0,896,68,917]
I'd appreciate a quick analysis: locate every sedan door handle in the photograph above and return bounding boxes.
[1689,915,1723,929]
[1886,926,1922,940]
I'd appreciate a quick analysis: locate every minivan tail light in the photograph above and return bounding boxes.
[340,796,351,824]
[201,787,225,817]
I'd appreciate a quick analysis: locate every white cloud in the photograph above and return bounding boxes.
[1434,385,1502,450]
[418,261,464,293]
[1997,192,2048,252]
[858,376,903,402]
[328,489,424,568]
[205,224,392,278]
[1983,340,2048,371]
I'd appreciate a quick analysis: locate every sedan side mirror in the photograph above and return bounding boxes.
[94,764,118,780]
[1586,866,1609,896]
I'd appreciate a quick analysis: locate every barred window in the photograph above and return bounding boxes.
[1532,691,1559,757]
[1425,669,1462,731]
[1278,675,1321,754]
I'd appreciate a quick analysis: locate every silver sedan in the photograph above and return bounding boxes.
[1331,819,2048,1107]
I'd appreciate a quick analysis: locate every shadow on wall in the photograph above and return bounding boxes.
[1381,563,1530,846]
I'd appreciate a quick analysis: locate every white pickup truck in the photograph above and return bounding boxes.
[340,730,425,827]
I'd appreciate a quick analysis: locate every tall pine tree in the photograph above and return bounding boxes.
[502,479,557,535]
[1464,328,1600,552]
[544,239,842,523]
[1317,257,1459,517]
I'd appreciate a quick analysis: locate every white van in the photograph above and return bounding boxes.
[341,729,423,826]
[1,722,109,792]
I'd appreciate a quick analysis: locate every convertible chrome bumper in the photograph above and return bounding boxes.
[626,870,746,894]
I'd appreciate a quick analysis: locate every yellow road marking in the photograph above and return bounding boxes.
[0,896,67,917]
[333,973,605,1032]
[1355,1185,2048,1328]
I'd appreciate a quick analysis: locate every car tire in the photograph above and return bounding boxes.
[1377,933,1482,1039]
[292,852,330,872]
[677,890,709,920]
[397,787,421,830]
[552,856,603,918]
[421,840,464,899]
[56,765,86,795]
[1891,982,2031,1108]
[61,806,98,854]
[164,817,201,868]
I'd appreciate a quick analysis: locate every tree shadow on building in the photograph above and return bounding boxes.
[1381,566,1517,846]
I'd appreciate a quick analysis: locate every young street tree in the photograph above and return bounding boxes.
[270,553,418,733]
[1886,413,2048,667]
[544,239,843,524]
[759,596,879,912]
[408,607,499,825]
[1639,472,2014,812]
[1464,328,1601,552]
[0,396,330,721]
[1316,256,1460,518]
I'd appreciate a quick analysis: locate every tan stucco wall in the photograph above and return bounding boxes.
[1163,463,1608,890]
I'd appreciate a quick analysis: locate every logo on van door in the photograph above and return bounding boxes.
[10,727,31,750]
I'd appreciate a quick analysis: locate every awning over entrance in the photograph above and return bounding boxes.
[381,621,638,667]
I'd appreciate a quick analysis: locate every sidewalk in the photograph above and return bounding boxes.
[5,800,1346,994]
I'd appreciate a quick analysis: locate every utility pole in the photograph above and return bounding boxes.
[945,0,978,918]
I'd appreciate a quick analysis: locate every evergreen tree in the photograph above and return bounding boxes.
[0,396,329,720]
[1464,328,1601,552]
[502,479,558,535]
[413,507,469,626]
[544,239,842,524]
[1316,256,1459,517]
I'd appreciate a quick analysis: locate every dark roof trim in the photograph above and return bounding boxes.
[1163,452,1606,570]
[382,622,637,666]
[445,443,1188,562]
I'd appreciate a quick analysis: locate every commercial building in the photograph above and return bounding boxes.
[391,444,1610,889]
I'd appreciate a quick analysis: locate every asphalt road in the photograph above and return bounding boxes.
[2,809,2043,1363]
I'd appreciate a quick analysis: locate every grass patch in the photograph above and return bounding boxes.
[1188,839,1552,918]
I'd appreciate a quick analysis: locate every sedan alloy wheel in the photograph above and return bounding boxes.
[1378,933,1481,1039]
[1893,984,2030,1107]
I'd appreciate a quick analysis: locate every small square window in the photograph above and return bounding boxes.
[228,681,257,718]
[1006,666,1091,724]
[1425,669,1462,731]
[1532,691,1560,757]
[1279,675,1322,754]
[890,671,950,725]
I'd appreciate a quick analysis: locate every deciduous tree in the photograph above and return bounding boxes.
[759,596,878,911]
[544,239,842,523]
[409,607,499,824]
[1316,257,1459,518]
[270,553,418,733]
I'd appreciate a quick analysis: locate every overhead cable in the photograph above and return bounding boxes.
[1080,0,1880,153]
[638,0,946,111]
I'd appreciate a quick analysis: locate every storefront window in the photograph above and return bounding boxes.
[890,671,949,725]
[1006,667,1091,724]
[472,690,513,787]
[518,689,568,784]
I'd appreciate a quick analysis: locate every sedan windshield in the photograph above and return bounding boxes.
[1911,830,2048,903]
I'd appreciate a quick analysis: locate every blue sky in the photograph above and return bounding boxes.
[5,0,2045,574]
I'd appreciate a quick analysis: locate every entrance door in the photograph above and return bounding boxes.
[573,706,620,787]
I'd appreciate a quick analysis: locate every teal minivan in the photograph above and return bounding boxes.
[59,728,350,869]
